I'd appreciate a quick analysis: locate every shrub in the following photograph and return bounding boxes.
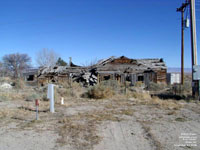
[0,90,27,101]
[83,85,115,99]
[125,90,151,100]
[100,80,126,95]
[167,81,192,97]
[25,93,41,101]
[100,80,120,89]
[180,81,192,95]
[147,82,167,91]
[134,81,145,88]
[0,77,12,84]
[55,87,76,99]
[146,97,183,110]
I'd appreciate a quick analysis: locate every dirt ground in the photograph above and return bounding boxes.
[0,96,200,150]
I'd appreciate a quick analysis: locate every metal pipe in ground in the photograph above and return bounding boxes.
[35,99,39,120]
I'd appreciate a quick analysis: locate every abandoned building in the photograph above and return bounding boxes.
[36,56,167,86]
[23,68,38,82]
[95,56,167,86]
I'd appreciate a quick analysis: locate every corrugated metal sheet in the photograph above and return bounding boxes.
[167,73,181,84]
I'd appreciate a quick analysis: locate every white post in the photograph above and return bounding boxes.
[48,84,55,113]
[61,97,64,105]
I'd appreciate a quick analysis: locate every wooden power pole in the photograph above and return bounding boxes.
[177,0,199,98]
[181,10,185,85]
[177,3,189,85]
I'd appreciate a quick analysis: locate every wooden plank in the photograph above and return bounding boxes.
[131,74,137,86]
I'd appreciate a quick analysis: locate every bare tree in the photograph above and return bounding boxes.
[0,61,4,77]
[0,60,8,77]
[3,53,31,78]
[0,61,2,69]
[36,48,59,67]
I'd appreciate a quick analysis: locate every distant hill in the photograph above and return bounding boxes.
[167,67,191,73]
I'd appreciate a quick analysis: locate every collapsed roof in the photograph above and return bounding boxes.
[95,56,166,74]
[38,66,87,77]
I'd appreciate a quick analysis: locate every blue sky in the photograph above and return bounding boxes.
[0,0,200,68]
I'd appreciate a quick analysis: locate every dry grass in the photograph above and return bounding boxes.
[19,100,50,113]
[55,82,84,102]
[105,85,183,111]
[0,101,48,130]
[80,81,183,111]
[0,90,26,101]
[175,117,186,122]
[119,108,134,116]
[57,117,101,149]
[125,90,151,100]
[134,81,145,88]
[19,120,43,129]
[55,88,75,102]
[13,79,26,89]
[133,96,183,110]
[119,90,183,110]
[83,81,150,100]
[147,82,167,91]
[148,97,183,110]
[24,92,41,102]
[180,81,192,95]
[0,77,12,83]
[59,80,83,92]
[166,111,177,115]
[0,107,33,121]
[57,115,101,149]
[0,88,40,102]
[0,108,15,119]
[0,78,40,102]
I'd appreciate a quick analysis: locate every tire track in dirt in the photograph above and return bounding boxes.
[139,121,163,150]
[117,121,130,150]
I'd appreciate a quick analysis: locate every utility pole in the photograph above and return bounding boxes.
[177,2,189,85]
[181,10,185,85]
[177,0,199,98]
[189,0,199,97]
[190,0,197,66]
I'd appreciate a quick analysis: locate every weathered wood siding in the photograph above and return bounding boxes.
[155,70,167,83]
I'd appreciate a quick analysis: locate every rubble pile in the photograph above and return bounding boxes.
[0,83,12,89]
[71,69,97,86]
[38,66,98,86]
